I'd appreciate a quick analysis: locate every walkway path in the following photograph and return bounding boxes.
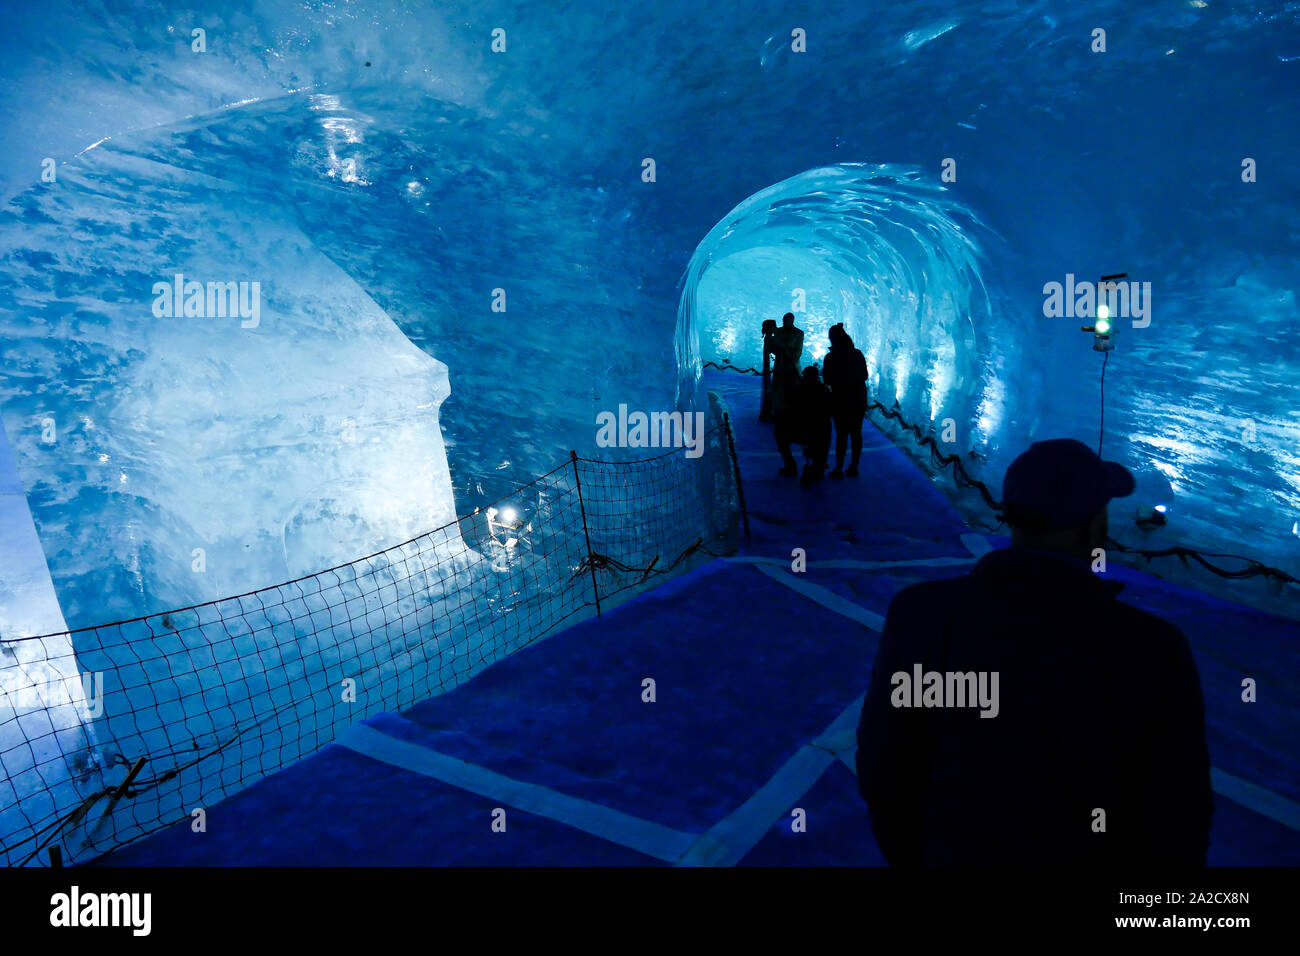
[94,371,1300,865]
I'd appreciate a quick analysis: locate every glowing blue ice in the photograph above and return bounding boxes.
[1,0,1298,644]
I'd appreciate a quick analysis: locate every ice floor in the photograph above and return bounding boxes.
[90,372,1300,866]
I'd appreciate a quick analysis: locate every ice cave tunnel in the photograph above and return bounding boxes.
[0,0,1298,871]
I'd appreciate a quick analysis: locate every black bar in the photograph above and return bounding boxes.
[569,450,602,617]
[723,412,751,547]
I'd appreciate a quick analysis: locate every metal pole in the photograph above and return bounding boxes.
[570,450,602,617]
[723,413,751,547]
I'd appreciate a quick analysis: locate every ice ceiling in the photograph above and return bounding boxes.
[1,0,1298,628]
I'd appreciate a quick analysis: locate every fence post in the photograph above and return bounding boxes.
[722,413,751,548]
[570,450,602,617]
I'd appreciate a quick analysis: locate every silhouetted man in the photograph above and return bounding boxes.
[771,311,804,372]
[822,323,868,478]
[768,312,803,424]
[856,438,1212,866]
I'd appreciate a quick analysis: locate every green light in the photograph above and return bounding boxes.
[1096,303,1110,321]
[1095,317,1111,335]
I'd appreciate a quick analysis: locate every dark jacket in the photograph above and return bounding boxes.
[856,546,1212,866]
[822,345,868,412]
[777,377,832,449]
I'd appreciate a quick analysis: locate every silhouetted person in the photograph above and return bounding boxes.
[772,311,804,369]
[856,439,1212,866]
[774,365,831,484]
[773,367,803,478]
[822,323,868,478]
[796,365,832,488]
[768,312,803,423]
[760,318,778,422]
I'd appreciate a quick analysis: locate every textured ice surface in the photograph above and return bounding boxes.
[0,147,458,630]
[1,3,1299,623]
[679,165,999,436]
[0,416,102,866]
[0,0,1298,867]
[677,154,1300,603]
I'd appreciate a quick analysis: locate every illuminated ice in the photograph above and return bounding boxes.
[0,0,1299,864]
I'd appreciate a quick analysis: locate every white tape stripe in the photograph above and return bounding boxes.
[334,722,700,862]
[677,745,836,867]
[810,694,865,753]
[811,727,859,756]
[724,536,992,571]
[728,555,975,571]
[745,539,1300,842]
[677,695,866,867]
[752,563,888,631]
[1211,766,1300,833]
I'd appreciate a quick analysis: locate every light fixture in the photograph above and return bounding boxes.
[1135,506,1167,531]
[1133,469,1173,532]
[1081,272,1125,352]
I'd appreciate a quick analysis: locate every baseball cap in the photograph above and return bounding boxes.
[1000,438,1135,532]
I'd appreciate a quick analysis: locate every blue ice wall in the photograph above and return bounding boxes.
[1,0,1299,623]
[677,165,999,433]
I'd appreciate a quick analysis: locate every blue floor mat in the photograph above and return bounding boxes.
[92,371,1300,866]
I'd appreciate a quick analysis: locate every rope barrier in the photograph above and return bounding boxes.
[1102,541,1300,587]
[703,359,1300,588]
[864,400,1002,512]
[703,360,763,376]
[0,422,740,866]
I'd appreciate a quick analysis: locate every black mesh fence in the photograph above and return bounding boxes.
[0,417,739,867]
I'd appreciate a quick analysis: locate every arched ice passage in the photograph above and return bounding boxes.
[676,163,1300,612]
[677,163,1010,457]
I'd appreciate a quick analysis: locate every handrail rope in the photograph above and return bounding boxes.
[571,536,719,584]
[865,400,1002,511]
[703,360,1300,587]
